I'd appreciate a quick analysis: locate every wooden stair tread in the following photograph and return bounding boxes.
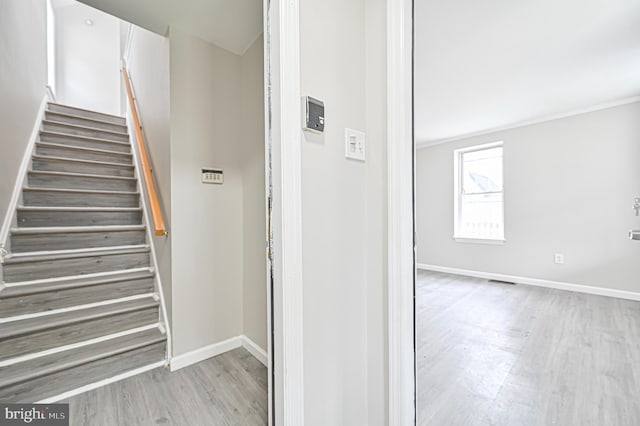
[28,170,137,184]
[45,111,128,130]
[0,270,154,298]
[39,130,131,148]
[11,225,146,234]
[0,281,155,318]
[47,102,126,121]
[0,342,165,403]
[23,187,139,196]
[15,207,144,227]
[17,206,142,212]
[42,120,129,138]
[0,328,165,389]
[0,297,159,340]
[0,303,159,363]
[32,154,135,170]
[4,244,149,264]
[36,141,133,158]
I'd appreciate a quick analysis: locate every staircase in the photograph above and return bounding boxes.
[0,102,168,402]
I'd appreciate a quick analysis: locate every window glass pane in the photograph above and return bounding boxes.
[462,147,503,194]
[459,192,503,239]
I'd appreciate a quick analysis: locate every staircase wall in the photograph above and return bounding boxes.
[124,25,268,360]
[0,0,48,229]
[169,28,244,356]
[125,26,173,321]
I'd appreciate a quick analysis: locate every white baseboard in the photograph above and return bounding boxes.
[0,94,49,255]
[170,336,242,372]
[418,263,640,302]
[169,335,268,372]
[241,335,268,366]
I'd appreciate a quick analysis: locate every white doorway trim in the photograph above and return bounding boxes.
[387,0,416,424]
[264,0,305,424]
[268,0,415,423]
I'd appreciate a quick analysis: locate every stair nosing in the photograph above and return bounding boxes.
[0,270,155,298]
[0,299,160,343]
[39,131,131,148]
[17,206,142,212]
[32,154,135,170]
[0,328,165,389]
[4,244,150,264]
[28,171,137,185]
[36,142,133,158]
[45,111,128,130]
[28,170,137,183]
[42,120,130,138]
[23,187,139,196]
[47,102,126,121]
[11,225,146,234]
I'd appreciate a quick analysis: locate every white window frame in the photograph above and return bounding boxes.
[453,141,505,244]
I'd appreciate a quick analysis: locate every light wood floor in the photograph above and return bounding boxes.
[64,347,267,426]
[417,270,640,426]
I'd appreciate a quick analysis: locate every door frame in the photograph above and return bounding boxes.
[264,0,305,424]
[266,0,416,423]
[387,0,416,424]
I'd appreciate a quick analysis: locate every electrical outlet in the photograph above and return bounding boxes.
[554,253,564,264]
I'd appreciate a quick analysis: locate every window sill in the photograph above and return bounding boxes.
[453,237,506,245]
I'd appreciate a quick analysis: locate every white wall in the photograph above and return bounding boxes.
[0,0,47,231]
[169,29,267,357]
[125,25,173,319]
[417,102,640,293]
[54,1,121,115]
[46,0,56,95]
[169,28,244,356]
[240,36,268,351]
[299,0,388,423]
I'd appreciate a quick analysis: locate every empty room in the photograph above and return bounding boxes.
[414,0,640,424]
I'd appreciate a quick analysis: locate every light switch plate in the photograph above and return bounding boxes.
[202,168,223,184]
[345,128,365,161]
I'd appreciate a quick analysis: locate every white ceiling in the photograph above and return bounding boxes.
[414,0,640,145]
[76,0,262,55]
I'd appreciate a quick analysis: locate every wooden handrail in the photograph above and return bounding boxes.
[122,67,167,237]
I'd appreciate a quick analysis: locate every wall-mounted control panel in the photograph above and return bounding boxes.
[345,128,365,161]
[302,96,325,133]
[202,168,224,184]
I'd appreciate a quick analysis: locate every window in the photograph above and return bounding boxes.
[454,142,504,242]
